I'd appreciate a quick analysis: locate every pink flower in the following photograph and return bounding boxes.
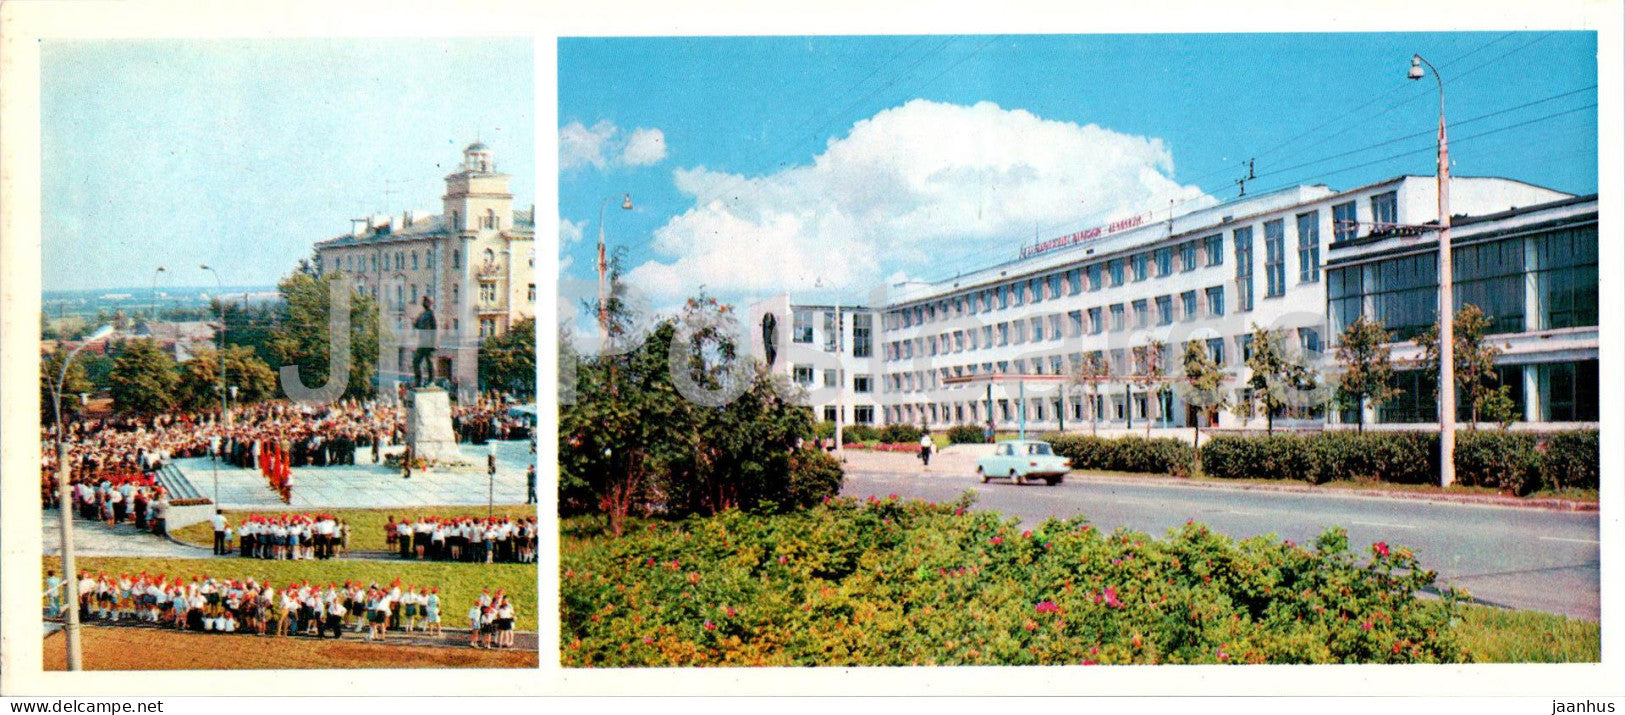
[1081,659,1098,666]
[1361,621,1374,631]
[703,620,716,631]
[1035,601,1060,614]
[1217,650,1230,661]
[1103,587,1123,609]
[725,606,737,617]
[777,555,789,565]
[646,558,657,567]
[1373,542,1391,557]
[954,508,966,516]
[1021,530,1033,539]
[989,536,1004,545]
[889,493,899,500]
[643,636,654,645]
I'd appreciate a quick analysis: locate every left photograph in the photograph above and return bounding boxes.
[36,39,539,670]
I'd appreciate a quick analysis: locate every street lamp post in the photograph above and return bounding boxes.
[149,266,166,327]
[200,264,227,503]
[51,324,113,671]
[1409,53,1456,487]
[596,194,633,353]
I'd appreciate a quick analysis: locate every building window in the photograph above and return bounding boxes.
[1371,252,1439,341]
[1299,327,1321,356]
[1131,299,1148,328]
[1048,274,1063,300]
[1264,219,1286,297]
[1132,253,1148,282]
[1087,307,1102,335]
[1234,226,1254,311]
[1109,259,1124,287]
[793,365,814,385]
[1068,269,1082,295]
[1537,360,1599,422]
[998,286,1010,310]
[824,406,838,423]
[1013,282,1027,307]
[527,283,535,302]
[479,317,497,338]
[1109,304,1125,332]
[1155,296,1173,326]
[1332,201,1358,243]
[412,252,419,271]
[1239,333,1254,362]
[1048,314,1062,341]
[1206,286,1224,317]
[1529,225,1598,331]
[1203,234,1223,267]
[1380,370,1438,424]
[1030,316,1045,342]
[1180,291,1198,321]
[824,369,839,388]
[452,284,459,304]
[1181,241,1198,272]
[1068,310,1083,337]
[1297,211,1321,283]
[1454,237,1527,335]
[452,249,460,269]
[1207,337,1226,366]
[852,313,873,357]
[1155,248,1173,277]
[1370,191,1399,229]
[1087,264,1103,291]
[998,323,1010,346]
[854,405,875,424]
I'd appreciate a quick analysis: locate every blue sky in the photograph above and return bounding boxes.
[42,38,533,292]
[558,32,1597,318]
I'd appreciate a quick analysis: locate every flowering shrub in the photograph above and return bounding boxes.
[560,494,1468,666]
[945,424,988,444]
[844,442,923,453]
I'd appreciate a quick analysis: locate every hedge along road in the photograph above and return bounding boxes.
[841,470,1600,621]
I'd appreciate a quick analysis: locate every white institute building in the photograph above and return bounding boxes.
[313,142,536,398]
[749,174,1598,433]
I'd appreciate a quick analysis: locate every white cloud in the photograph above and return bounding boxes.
[626,99,1215,306]
[621,127,667,166]
[559,120,616,170]
[560,121,669,171]
[559,218,585,246]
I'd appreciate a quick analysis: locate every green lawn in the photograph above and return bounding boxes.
[1454,605,1600,662]
[44,555,537,631]
[170,505,537,552]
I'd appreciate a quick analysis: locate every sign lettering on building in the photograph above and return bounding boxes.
[1018,213,1146,260]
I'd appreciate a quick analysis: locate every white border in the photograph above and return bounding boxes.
[1,0,1620,698]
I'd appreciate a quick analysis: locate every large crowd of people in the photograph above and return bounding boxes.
[40,396,534,508]
[386,515,537,564]
[43,571,520,647]
[56,476,176,536]
[210,512,353,560]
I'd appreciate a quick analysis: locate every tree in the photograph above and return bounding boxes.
[1180,339,1228,470]
[1414,303,1511,429]
[1132,339,1169,437]
[40,347,94,423]
[1334,315,1401,433]
[109,338,180,415]
[1233,323,1316,435]
[1071,351,1111,436]
[479,317,536,398]
[268,271,380,400]
[176,346,278,412]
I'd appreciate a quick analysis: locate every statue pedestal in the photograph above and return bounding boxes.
[405,387,469,465]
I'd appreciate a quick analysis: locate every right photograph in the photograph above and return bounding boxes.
[555,32,1599,667]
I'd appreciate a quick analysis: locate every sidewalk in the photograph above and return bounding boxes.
[839,449,1597,512]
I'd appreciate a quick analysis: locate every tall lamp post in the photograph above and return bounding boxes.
[200,264,227,503]
[51,324,114,671]
[149,266,167,327]
[596,194,633,353]
[1409,53,1455,487]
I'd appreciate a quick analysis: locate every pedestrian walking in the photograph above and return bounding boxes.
[919,431,933,469]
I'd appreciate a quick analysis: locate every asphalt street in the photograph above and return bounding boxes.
[841,470,1600,620]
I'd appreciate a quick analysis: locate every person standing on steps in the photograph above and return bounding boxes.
[919,431,933,470]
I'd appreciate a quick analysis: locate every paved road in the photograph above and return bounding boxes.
[842,470,1600,620]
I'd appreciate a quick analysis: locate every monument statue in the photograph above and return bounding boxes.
[411,295,436,387]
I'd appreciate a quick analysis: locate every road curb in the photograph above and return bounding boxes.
[845,470,1598,512]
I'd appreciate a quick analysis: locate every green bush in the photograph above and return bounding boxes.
[561,497,1468,666]
[784,449,845,509]
[877,423,925,445]
[1539,430,1599,492]
[945,424,988,444]
[1045,435,1194,478]
[1456,432,1540,494]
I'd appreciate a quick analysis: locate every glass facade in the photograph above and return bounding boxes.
[1529,225,1599,330]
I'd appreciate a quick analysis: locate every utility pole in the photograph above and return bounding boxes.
[1411,54,1456,487]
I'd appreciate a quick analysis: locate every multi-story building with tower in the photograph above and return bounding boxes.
[313,141,535,399]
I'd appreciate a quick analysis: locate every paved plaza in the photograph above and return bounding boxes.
[175,440,535,509]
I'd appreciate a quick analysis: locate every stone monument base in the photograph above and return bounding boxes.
[405,387,471,466]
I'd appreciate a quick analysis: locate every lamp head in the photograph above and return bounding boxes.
[621,194,633,210]
[200,263,212,271]
[1408,55,1425,80]
[156,266,166,272]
